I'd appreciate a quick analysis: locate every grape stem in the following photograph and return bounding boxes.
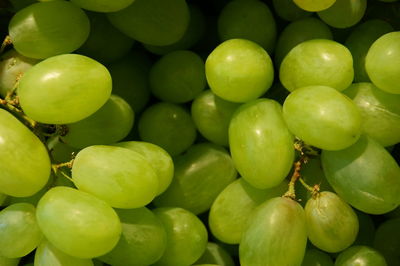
[283,157,306,200]
[0,35,11,54]
[0,97,37,129]
[52,158,75,174]
[298,177,320,198]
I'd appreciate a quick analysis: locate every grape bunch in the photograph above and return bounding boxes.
[0,0,400,266]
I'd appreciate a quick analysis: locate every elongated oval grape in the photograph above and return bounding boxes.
[365,32,400,94]
[194,242,235,266]
[0,109,50,197]
[283,85,362,150]
[322,135,400,214]
[240,197,307,266]
[209,178,288,244]
[374,218,400,265]
[153,207,208,266]
[34,240,93,266]
[8,1,90,59]
[280,39,354,92]
[36,187,121,258]
[70,0,135,12]
[154,143,237,215]
[293,0,336,12]
[272,0,312,22]
[205,39,274,103]
[305,191,359,253]
[335,246,387,266]
[317,0,367,28]
[301,248,334,266]
[72,145,159,209]
[98,208,167,266]
[107,0,190,46]
[0,255,19,266]
[230,99,294,188]
[18,54,112,124]
[0,203,42,258]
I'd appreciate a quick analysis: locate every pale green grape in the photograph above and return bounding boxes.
[209,178,288,244]
[335,246,387,266]
[240,197,307,266]
[36,187,121,258]
[374,218,400,265]
[98,207,167,266]
[280,39,354,92]
[301,248,334,266]
[72,145,159,208]
[205,39,274,103]
[272,0,312,22]
[18,54,112,124]
[8,1,90,59]
[150,50,206,103]
[293,0,336,12]
[154,143,237,215]
[0,255,19,266]
[153,207,208,266]
[283,85,362,150]
[8,175,53,206]
[229,99,294,188]
[70,0,135,12]
[318,0,367,28]
[365,31,400,94]
[0,203,42,258]
[34,240,93,266]
[62,95,134,149]
[107,0,190,46]
[322,135,400,214]
[114,141,174,195]
[218,0,277,53]
[195,242,235,266]
[0,109,50,197]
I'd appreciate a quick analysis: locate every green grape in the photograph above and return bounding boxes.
[191,90,240,146]
[272,0,312,22]
[280,39,354,92]
[76,12,135,64]
[365,32,400,94]
[153,207,208,266]
[8,1,90,59]
[138,102,197,156]
[301,248,334,266]
[150,50,206,103]
[344,20,393,82]
[98,207,167,266]
[335,246,387,266]
[36,187,121,258]
[70,0,135,12]
[209,178,288,244]
[374,218,400,265]
[0,193,7,206]
[154,143,237,215]
[293,0,336,12]
[114,141,174,195]
[240,197,307,266]
[229,99,294,188]
[107,0,190,46]
[318,0,367,28]
[283,85,362,150]
[342,82,400,147]
[8,0,36,12]
[0,49,39,97]
[195,242,235,266]
[0,109,50,197]
[322,135,400,214]
[274,17,333,67]
[205,39,274,103]
[305,191,359,253]
[217,0,277,53]
[72,145,159,208]
[0,255,19,266]
[62,95,134,149]
[0,203,42,258]
[354,210,375,246]
[34,240,93,266]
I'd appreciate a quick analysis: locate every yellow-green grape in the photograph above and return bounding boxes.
[335,246,388,266]
[293,0,336,12]
[0,255,19,266]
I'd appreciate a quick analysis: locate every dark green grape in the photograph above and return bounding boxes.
[272,0,312,22]
[335,246,387,266]
[194,242,235,266]
[301,248,334,266]
[374,218,400,265]
[318,0,367,29]
[70,0,135,12]
[354,210,375,246]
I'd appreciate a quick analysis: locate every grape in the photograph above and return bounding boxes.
[229,99,294,189]
[322,135,400,214]
[154,143,236,214]
[70,0,135,12]
[34,240,94,266]
[62,95,134,149]
[272,0,312,22]
[194,242,235,266]
[240,197,307,266]
[205,39,274,103]
[301,248,334,266]
[153,207,208,266]
[98,207,167,266]
[149,50,206,103]
[50,141,78,164]
[354,211,375,246]
[335,246,387,266]
[318,0,367,28]
[0,255,19,266]
[107,0,190,46]
[8,1,90,59]
[72,145,159,208]
[293,0,336,12]
[0,109,50,197]
[8,175,53,206]
[365,32,400,94]
[0,203,42,258]
[0,193,7,206]
[280,39,354,92]
[36,187,121,258]
[283,85,362,150]
[18,54,112,124]
[374,218,400,265]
